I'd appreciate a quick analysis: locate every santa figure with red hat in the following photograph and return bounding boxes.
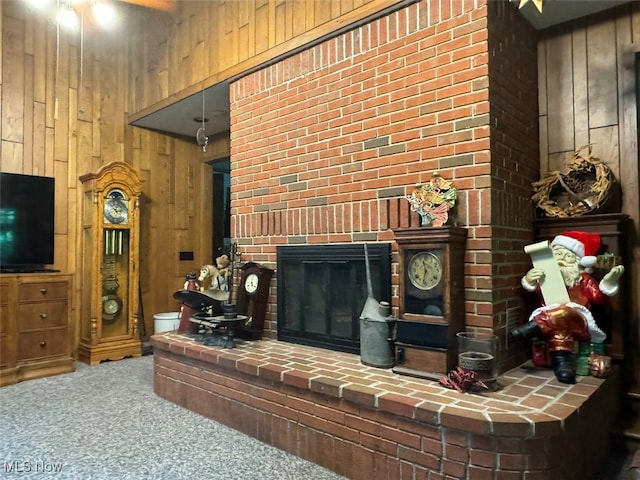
[511,230,625,384]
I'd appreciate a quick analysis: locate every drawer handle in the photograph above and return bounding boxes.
[40,341,47,347]
[40,288,47,294]
[40,313,48,319]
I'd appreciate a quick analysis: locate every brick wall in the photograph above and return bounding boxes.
[230,0,539,371]
[485,2,540,365]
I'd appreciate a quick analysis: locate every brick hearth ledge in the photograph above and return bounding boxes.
[151,333,619,480]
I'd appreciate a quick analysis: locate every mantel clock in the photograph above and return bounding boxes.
[78,162,143,365]
[236,262,274,340]
[392,226,467,380]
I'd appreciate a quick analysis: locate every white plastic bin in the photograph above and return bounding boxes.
[154,312,180,333]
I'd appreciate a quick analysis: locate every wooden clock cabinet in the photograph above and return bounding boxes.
[78,162,143,365]
[0,273,74,386]
[392,226,467,380]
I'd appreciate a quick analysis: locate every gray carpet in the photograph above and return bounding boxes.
[0,356,346,479]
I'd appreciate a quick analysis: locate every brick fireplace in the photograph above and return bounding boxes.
[230,0,541,375]
[276,243,391,354]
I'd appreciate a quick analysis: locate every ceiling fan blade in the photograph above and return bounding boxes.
[118,0,176,11]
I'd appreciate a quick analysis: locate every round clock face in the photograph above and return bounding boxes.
[245,273,259,294]
[102,293,122,322]
[104,197,128,224]
[408,251,443,290]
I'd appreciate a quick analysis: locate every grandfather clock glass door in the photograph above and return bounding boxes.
[102,228,129,337]
[79,162,142,365]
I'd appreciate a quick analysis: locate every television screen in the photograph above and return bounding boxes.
[0,172,55,272]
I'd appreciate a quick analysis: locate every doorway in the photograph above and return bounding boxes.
[210,157,230,260]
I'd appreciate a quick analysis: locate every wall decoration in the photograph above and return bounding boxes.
[405,173,457,227]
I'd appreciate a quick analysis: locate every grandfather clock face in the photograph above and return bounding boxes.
[403,248,445,318]
[103,189,129,225]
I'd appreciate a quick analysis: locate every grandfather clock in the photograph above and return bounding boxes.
[78,162,142,365]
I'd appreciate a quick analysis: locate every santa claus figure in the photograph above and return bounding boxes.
[510,230,624,384]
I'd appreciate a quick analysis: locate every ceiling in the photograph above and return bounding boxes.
[129,0,632,143]
[130,82,231,142]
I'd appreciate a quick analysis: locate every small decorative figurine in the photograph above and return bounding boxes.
[405,172,457,227]
[198,254,232,300]
[511,230,624,384]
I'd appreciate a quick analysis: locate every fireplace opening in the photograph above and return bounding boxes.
[276,243,391,354]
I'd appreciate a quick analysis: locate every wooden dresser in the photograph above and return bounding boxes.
[0,273,74,386]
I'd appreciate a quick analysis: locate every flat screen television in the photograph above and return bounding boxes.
[0,172,55,273]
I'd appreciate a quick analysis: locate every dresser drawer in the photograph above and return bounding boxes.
[0,282,9,304]
[18,301,67,331]
[18,282,68,302]
[0,304,10,333]
[17,328,68,361]
[0,334,16,366]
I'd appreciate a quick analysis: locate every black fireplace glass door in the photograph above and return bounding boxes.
[277,243,391,354]
[304,263,328,335]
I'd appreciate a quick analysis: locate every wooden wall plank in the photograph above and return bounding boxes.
[44,22,55,128]
[538,115,548,173]
[589,125,620,178]
[537,38,547,117]
[32,101,46,167]
[2,16,25,144]
[53,159,69,272]
[586,17,618,128]
[53,34,70,162]
[255,3,270,55]
[67,87,78,183]
[33,16,46,103]
[616,28,638,221]
[548,151,568,172]
[275,1,287,45]
[0,141,23,173]
[0,2,3,82]
[23,51,34,172]
[571,26,589,149]
[23,9,33,55]
[633,2,640,42]
[44,121,54,175]
[545,31,574,153]
[77,37,93,123]
[292,0,306,37]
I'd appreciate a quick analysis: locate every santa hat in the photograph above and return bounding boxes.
[551,231,600,270]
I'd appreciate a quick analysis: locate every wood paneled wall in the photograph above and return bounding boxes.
[127,0,400,117]
[538,3,640,377]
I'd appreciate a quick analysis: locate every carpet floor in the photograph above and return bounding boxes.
[0,355,345,480]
